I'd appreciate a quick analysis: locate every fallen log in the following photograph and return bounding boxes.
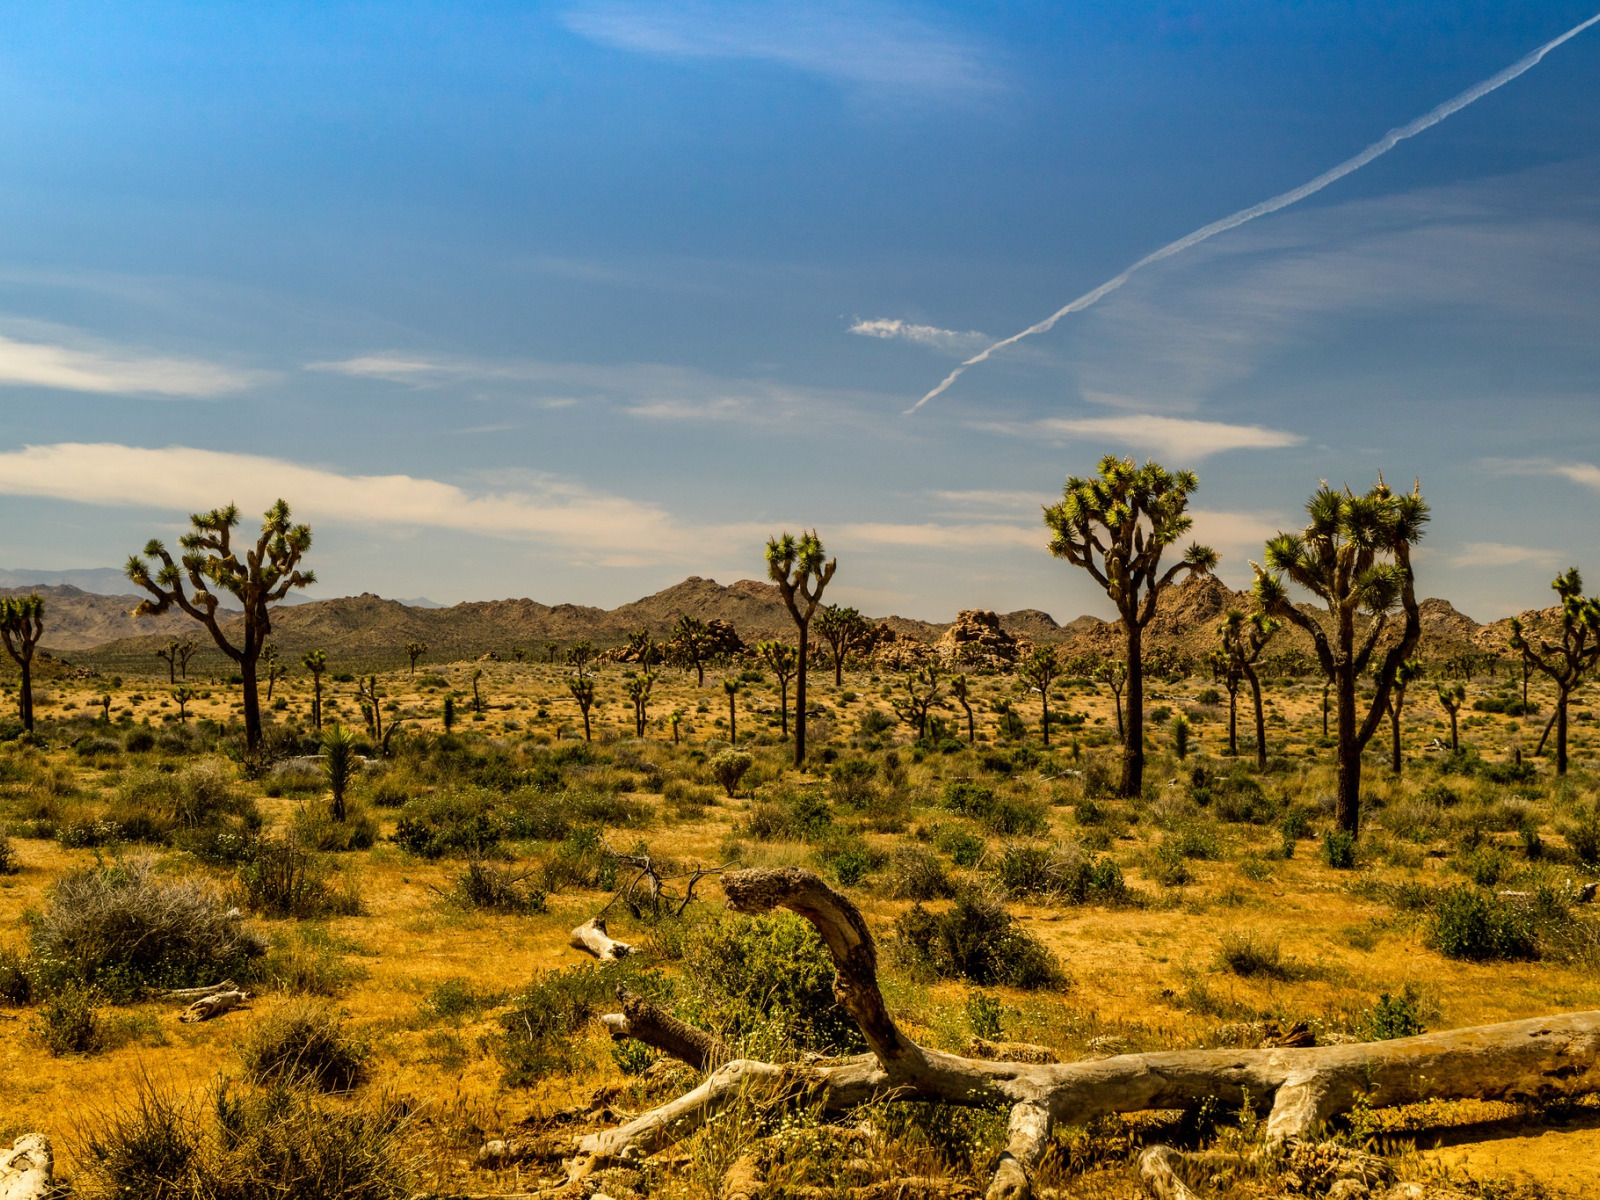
[569,916,633,962]
[600,988,729,1071]
[163,979,239,1001]
[0,1134,53,1200]
[562,867,1600,1200]
[178,988,248,1023]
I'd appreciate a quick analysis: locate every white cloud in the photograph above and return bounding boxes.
[836,522,1040,550]
[562,1,992,93]
[983,413,1303,460]
[1550,462,1600,491]
[850,318,991,355]
[0,329,259,397]
[1450,542,1562,569]
[929,489,1052,513]
[0,443,767,567]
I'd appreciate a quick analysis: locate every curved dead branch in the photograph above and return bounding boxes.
[573,866,1600,1200]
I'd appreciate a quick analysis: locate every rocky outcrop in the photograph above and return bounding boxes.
[934,610,1027,669]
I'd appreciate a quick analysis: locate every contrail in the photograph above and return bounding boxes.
[906,12,1600,414]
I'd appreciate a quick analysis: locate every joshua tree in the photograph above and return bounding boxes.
[0,594,45,733]
[723,677,741,743]
[544,641,559,664]
[1218,608,1280,769]
[950,673,976,744]
[126,499,314,753]
[156,639,183,684]
[816,604,870,686]
[262,643,285,702]
[569,677,596,742]
[567,641,596,678]
[625,671,656,738]
[302,649,327,730]
[669,709,684,745]
[1384,658,1424,775]
[322,723,356,823]
[890,665,941,740]
[1252,477,1429,835]
[357,675,383,745]
[624,628,662,669]
[470,668,484,714]
[97,693,112,723]
[767,530,836,766]
[1018,645,1063,746]
[511,646,526,663]
[1437,681,1465,752]
[1097,659,1128,743]
[670,616,716,686]
[173,686,194,723]
[404,641,428,674]
[1509,568,1600,775]
[175,639,198,679]
[756,640,798,738]
[1046,458,1216,796]
[443,694,456,732]
[1171,713,1191,760]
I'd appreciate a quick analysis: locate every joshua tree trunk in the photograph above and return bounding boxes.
[795,625,808,761]
[1225,678,1238,757]
[1335,657,1361,836]
[1122,623,1143,797]
[779,678,789,738]
[1321,684,1329,739]
[17,659,32,733]
[1039,687,1050,747]
[1245,666,1267,770]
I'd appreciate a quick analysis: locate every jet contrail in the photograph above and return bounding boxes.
[906,12,1600,414]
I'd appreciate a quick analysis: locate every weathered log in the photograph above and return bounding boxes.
[0,1134,53,1200]
[571,867,1600,1200]
[600,988,728,1070]
[965,1038,1058,1064]
[570,917,633,962]
[163,979,238,1000]
[178,989,247,1022]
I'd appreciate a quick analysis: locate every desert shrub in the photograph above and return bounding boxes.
[237,839,359,919]
[1150,842,1192,887]
[663,778,716,815]
[251,927,365,996]
[679,912,862,1053]
[1473,696,1538,716]
[891,896,1061,990]
[710,750,754,797]
[123,729,157,753]
[1358,986,1426,1040]
[539,825,614,892]
[937,827,986,867]
[0,834,17,875]
[993,844,1054,898]
[747,789,833,842]
[1169,821,1223,861]
[422,977,502,1022]
[33,981,102,1054]
[966,991,1007,1040]
[391,792,505,859]
[1461,846,1510,887]
[448,861,548,914]
[294,803,379,853]
[1216,931,1299,981]
[1430,886,1538,961]
[942,781,1048,837]
[496,960,656,1085]
[858,709,895,736]
[813,832,878,887]
[115,760,254,835]
[30,859,264,999]
[1563,805,1600,868]
[1322,829,1357,870]
[78,1078,413,1200]
[0,946,32,1005]
[886,845,955,900]
[498,787,646,842]
[240,1000,369,1091]
[828,758,878,809]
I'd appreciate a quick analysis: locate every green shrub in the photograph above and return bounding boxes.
[1563,806,1600,868]
[1322,830,1357,870]
[237,839,357,919]
[1462,846,1509,887]
[496,961,656,1085]
[891,896,1061,990]
[0,834,17,875]
[1216,931,1298,981]
[886,846,955,900]
[942,782,1048,836]
[30,859,264,999]
[965,991,1006,1040]
[813,833,877,888]
[33,982,102,1054]
[1430,886,1538,961]
[1358,986,1426,1040]
[0,946,32,1005]
[1150,843,1192,887]
[251,927,364,996]
[391,792,506,859]
[937,827,986,868]
[710,750,754,797]
[240,1000,369,1092]
[448,861,547,914]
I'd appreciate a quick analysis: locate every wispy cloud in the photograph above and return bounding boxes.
[982,413,1303,460]
[0,325,261,397]
[562,1,993,93]
[837,521,1039,550]
[929,489,1051,513]
[1450,542,1562,569]
[0,443,765,567]
[850,318,990,355]
[309,352,880,426]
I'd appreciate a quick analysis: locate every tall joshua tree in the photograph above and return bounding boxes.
[127,500,313,754]
[816,605,870,686]
[756,640,798,738]
[262,642,285,702]
[950,674,976,744]
[671,616,716,686]
[624,672,656,738]
[1217,608,1279,769]
[176,638,197,680]
[1386,658,1423,776]
[1253,477,1429,835]
[156,639,183,684]
[569,677,596,742]
[302,649,327,730]
[1044,458,1216,797]
[1437,681,1465,752]
[1509,568,1600,776]
[723,677,741,743]
[1018,645,1062,747]
[0,595,45,733]
[766,530,836,767]
[404,641,428,675]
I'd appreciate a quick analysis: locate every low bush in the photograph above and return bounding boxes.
[1564,805,1600,868]
[1430,886,1538,961]
[448,861,548,914]
[886,846,955,900]
[251,926,365,996]
[239,1000,369,1091]
[1322,829,1357,870]
[813,832,879,888]
[891,896,1062,990]
[0,834,17,875]
[1357,986,1426,1040]
[32,981,102,1054]
[0,946,32,1005]
[937,827,986,868]
[942,781,1048,837]
[1216,931,1300,981]
[710,750,754,797]
[30,859,265,999]
[747,790,833,842]
[496,960,657,1085]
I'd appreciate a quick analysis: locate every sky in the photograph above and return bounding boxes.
[0,1,1597,623]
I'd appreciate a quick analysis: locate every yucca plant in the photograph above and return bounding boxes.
[766,530,837,766]
[1509,568,1600,775]
[322,724,356,823]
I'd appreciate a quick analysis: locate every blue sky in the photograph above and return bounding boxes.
[0,1,1597,621]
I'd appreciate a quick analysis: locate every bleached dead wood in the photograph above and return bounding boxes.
[163,979,238,1000]
[573,867,1600,1200]
[0,1134,52,1200]
[569,916,633,962]
[600,988,728,1070]
[178,988,247,1022]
